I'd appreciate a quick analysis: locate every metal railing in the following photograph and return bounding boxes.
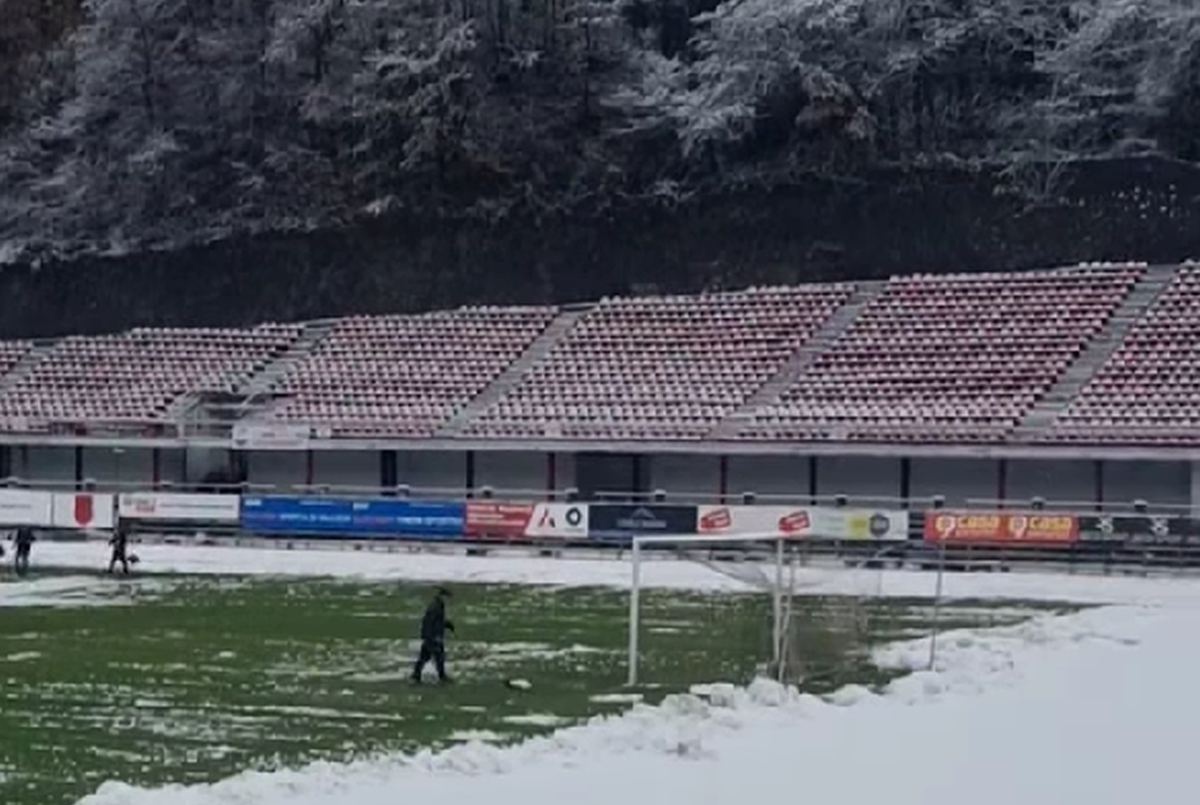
[0,475,1194,514]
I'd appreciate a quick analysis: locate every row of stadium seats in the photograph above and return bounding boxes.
[462,284,855,440]
[1,264,1199,445]
[737,268,1141,442]
[269,307,556,437]
[0,326,300,428]
[1044,265,1200,443]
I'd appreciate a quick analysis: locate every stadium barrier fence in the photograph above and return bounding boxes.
[3,485,1200,572]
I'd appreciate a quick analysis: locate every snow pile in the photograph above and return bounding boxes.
[74,601,1199,805]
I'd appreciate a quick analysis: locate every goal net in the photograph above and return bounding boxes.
[626,533,890,690]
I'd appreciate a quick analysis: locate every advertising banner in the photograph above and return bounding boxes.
[232,423,311,450]
[241,496,463,538]
[1077,514,1190,544]
[464,501,537,539]
[524,503,589,539]
[52,493,114,529]
[119,492,240,523]
[0,490,54,526]
[697,506,908,541]
[829,509,909,541]
[697,506,816,537]
[924,511,1078,545]
[588,504,698,540]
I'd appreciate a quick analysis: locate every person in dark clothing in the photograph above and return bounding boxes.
[411,587,455,684]
[13,527,34,576]
[108,521,131,575]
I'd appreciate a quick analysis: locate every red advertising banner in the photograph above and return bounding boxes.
[464,501,536,539]
[924,511,1079,545]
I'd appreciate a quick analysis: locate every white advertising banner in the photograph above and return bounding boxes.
[697,505,908,541]
[232,423,312,450]
[0,490,54,526]
[524,503,589,539]
[51,493,115,529]
[697,505,816,537]
[824,509,909,541]
[119,492,241,523]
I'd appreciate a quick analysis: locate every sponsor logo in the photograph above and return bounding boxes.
[528,503,583,535]
[699,508,732,531]
[927,511,1077,544]
[934,513,1000,539]
[615,507,669,531]
[73,495,95,527]
[778,510,811,534]
[129,498,156,515]
[1008,515,1073,540]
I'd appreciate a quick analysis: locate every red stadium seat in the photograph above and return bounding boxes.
[463,285,855,440]
[1043,266,1200,445]
[0,325,300,430]
[736,267,1142,443]
[268,307,556,437]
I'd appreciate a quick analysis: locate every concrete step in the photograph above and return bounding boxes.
[437,307,591,436]
[0,341,56,392]
[708,281,888,439]
[242,320,338,397]
[167,321,339,424]
[1011,264,1178,441]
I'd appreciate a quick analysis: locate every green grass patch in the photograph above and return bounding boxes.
[0,572,1070,805]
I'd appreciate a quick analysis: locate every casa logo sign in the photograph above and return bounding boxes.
[925,511,1078,545]
[928,513,1001,541]
[1007,515,1075,541]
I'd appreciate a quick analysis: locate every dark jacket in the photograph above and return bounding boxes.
[14,527,34,549]
[420,597,454,643]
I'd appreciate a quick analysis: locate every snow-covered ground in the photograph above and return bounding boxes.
[20,537,1200,605]
[74,601,1197,805]
[0,573,174,608]
[7,540,1197,805]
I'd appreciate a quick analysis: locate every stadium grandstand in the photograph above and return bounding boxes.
[0,261,1198,512]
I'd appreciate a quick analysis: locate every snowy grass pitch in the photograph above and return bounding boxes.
[0,569,1072,805]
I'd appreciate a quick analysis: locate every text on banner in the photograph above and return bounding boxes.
[241,496,463,538]
[588,504,698,539]
[924,511,1078,544]
[464,501,536,539]
[119,492,240,523]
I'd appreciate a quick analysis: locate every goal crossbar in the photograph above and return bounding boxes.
[627,533,792,686]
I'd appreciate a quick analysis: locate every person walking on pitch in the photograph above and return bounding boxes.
[108,521,131,575]
[12,526,34,576]
[411,587,455,684]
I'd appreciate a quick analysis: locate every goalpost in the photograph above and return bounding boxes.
[626,531,900,687]
[627,533,795,687]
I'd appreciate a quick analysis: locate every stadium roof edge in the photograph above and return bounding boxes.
[0,433,1196,462]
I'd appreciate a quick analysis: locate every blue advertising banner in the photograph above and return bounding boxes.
[240,496,464,538]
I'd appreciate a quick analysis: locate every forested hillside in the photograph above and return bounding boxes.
[1,0,1199,261]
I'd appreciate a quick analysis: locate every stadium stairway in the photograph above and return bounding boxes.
[0,342,55,392]
[164,321,336,425]
[437,306,591,437]
[706,280,888,440]
[238,320,338,398]
[1009,263,1179,442]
